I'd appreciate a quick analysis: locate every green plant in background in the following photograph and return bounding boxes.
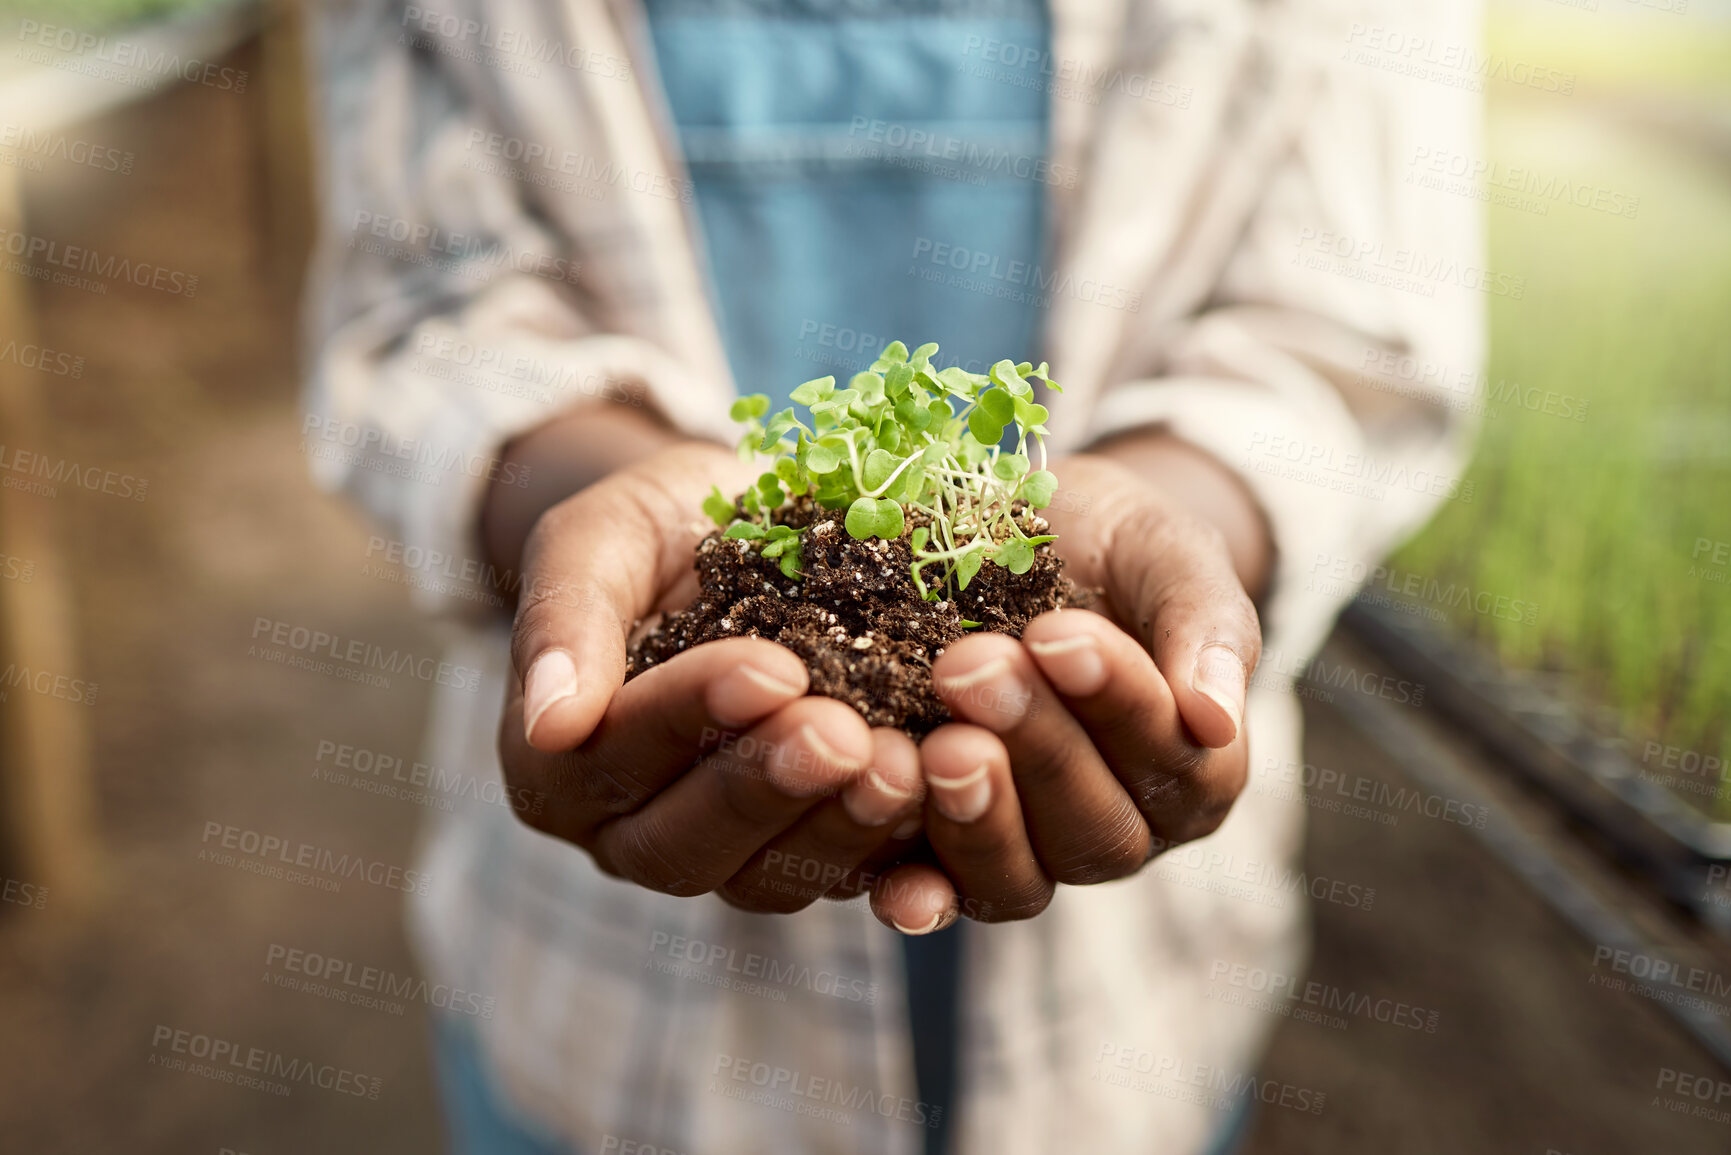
[0,0,230,30]
[1393,7,1731,813]
[702,340,1062,600]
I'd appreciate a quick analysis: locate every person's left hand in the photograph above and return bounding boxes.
[852,450,1264,935]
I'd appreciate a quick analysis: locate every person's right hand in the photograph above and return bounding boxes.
[500,441,931,910]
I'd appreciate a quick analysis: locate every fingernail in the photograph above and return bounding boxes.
[711,662,806,726]
[523,649,578,745]
[1191,644,1246,742]
[798,723,865,775]
[891,908,953,936]
[891,816,923,840]
[843,769,916,827]
[893,914,948,935]
[928,762,992,824]
[935,656,1029,729]
[1026,632,1106,696]
[765,723,866,798]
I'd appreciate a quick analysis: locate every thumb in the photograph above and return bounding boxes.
[1103,506,1262,749]
[511,452,740,752]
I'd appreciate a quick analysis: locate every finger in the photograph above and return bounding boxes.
[918,723,1054,920]
[591,696,874,894]
[821,826,931,902]
[717,727,924,913]
[933,635,1150,885]
[557,637,810,814]
[511,456,741,753]
[1103,507,1261,749]
[1024,609,1243,844]
[498,637,808,839]
[868,862,960,937]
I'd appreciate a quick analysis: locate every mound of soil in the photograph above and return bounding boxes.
[626,497,1092,736]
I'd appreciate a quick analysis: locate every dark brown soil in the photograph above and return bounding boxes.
[627,497,1092,735]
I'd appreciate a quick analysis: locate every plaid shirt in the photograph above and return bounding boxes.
[302,0,1482,1150]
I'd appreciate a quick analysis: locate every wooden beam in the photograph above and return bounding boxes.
[0,167,102,913]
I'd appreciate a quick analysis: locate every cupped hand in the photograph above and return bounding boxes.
[501,442,930,909]
[862,450,1264,934]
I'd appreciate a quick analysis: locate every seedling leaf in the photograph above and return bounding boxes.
[702,486,735,527]
[993,536,1035,574]
[730,393,770,421]
[955,545,984,589]
[1019,470,1058,508]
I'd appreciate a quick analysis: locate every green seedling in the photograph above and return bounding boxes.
[703,340,1063,601]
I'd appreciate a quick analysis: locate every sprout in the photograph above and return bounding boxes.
[706,341,1063,599]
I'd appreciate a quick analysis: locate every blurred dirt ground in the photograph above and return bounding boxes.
[2,35,1730,1155]
[0,42,444,1155]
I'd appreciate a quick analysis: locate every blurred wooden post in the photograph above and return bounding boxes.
[0,168,102,911]
[258,0,315,306]
[0,1,268,911]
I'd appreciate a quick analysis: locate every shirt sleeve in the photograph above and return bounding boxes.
[1078,0,1486,658]
[299,2,736,619]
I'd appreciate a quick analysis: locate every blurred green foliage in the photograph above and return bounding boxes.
[0,0,234,31]
[1396,3,1731,810]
